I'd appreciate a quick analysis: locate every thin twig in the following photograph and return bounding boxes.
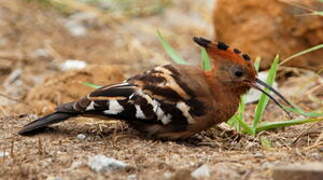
[10,140,14,158]
[292,123,316,145]
[314,131,323,146]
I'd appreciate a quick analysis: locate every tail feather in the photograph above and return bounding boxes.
[18,112,76,135]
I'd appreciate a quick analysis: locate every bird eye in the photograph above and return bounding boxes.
[234,70,244,77]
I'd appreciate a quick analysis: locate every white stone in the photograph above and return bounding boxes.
[60,60,87,71]
[46,176,63,180]
[88,154,128,173]
[163,172,173,179]
[76,134,86,140]
[0,152,9,157]
[191,164,210,178]
[127,174,137,180]
[64,21,87,37]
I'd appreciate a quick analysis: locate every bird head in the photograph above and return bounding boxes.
[193,37,294,117]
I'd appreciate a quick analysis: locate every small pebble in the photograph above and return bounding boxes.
[76,134,86,140]
[191,164,210,178]
[88,154,128,173]
[163,172,172,179]
[254,152,265,158]
[127,174,137,180]
[69,161,83,169]
[309,152,321,159]
[0,152,9,157]
[46,176,63,180]
[32,49,50,58]
[64,18,88,37]
[60,60,87,71]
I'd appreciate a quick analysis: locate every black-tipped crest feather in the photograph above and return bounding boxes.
[193,37,211,48]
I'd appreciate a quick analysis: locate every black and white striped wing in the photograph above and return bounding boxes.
[59,82,137,115]
[127,65,206,126]
[58,64,206,129]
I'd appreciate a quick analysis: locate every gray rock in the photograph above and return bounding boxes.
[191,164,210,178]
[88,155,128,173]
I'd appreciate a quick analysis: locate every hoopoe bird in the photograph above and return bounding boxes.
[19,37,293,139]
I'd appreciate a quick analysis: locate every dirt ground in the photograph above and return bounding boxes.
[0,1,322,180]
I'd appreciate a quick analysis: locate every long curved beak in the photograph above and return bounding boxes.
[249,78,295,118]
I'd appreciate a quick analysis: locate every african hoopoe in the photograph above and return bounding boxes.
[19,37,293,139]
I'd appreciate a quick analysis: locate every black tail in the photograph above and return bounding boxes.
[18,112,77,135]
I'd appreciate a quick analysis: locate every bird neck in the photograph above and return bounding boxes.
[204,71,242,121]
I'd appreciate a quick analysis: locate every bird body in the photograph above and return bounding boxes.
[19,37,293,139]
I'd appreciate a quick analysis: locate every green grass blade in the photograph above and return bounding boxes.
[252,55,280,135]
[256,117,323,133]
[227,96,253,134]
[285,107,323,117]
[82,82,102,89]
[237,98,253,134]
[227,115,240,131]
[313,11,323,16]
[280,44,323,65]
[238,118,253,135]
[238,96,246,122]
[254,56,261,72]
[157,31,189,65]
[200,47,211,71]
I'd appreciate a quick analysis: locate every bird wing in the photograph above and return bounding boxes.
[56,64,207,130]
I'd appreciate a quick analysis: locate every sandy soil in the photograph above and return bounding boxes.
[0,1,322,179]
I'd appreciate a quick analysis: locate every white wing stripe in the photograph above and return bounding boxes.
[103,100,124,115]
[85,101,96,111]
[134,89,173,125]
[161,114,172,125]
[135,105,146,119]
[176,101,195,124]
